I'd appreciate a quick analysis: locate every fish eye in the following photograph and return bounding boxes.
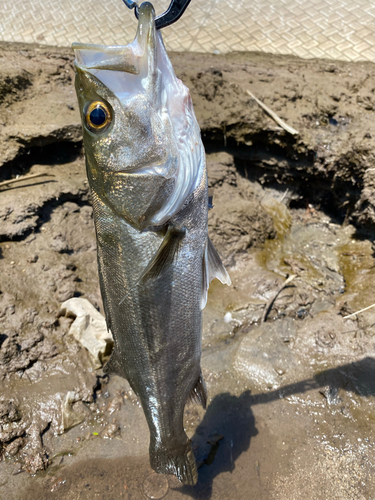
[85,101,112,133]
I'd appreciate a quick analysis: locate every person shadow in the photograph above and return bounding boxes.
[172,356,375,499]
[249,356,375,406]
[174,390,257,499]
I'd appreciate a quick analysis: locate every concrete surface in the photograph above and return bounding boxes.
[1,0,375,61]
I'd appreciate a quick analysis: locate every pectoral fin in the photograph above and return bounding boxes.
[201,237,231,309]
[139,227,186,282]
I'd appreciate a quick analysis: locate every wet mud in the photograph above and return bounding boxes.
[0,43,375,499]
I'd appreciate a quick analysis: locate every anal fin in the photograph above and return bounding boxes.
[103,348,126,378]
[188,372,207,409]
[139,226,186,282]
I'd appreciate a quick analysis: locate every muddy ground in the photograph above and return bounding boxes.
[0,42,375,499]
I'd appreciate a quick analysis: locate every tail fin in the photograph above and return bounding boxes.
[150,441,198,486]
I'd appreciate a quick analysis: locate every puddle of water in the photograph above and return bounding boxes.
[338,237,375,311]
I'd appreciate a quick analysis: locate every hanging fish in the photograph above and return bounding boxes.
[72,1,230,485]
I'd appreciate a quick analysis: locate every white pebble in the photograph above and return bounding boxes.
[224,312,233,323]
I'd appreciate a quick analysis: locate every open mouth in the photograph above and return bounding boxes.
[72,2,156,77]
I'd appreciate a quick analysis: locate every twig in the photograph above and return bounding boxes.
[0,172,53,189]
[261,274,296,323]
[343,303,375,319]
[246,90,299,136]
[279,188,290,204]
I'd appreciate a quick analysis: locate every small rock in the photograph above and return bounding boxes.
[55,281,76,302]
[224,312,233,323]
[107,392,123,414]
[23,449,48,474]
[5,437,24,456]
[100,422,120,439]
[62,392,86,431]
[27,255,39,263]
[274,367,286,376]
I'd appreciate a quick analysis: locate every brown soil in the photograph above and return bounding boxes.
[0,42,375,500]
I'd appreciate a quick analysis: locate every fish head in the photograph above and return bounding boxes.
[75,62,169,180]
[73,2,205,229]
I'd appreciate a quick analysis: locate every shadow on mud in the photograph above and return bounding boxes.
[177,356,375,500]
[251,356,375,407]
[16,358,375,500]
[175,390,257,499]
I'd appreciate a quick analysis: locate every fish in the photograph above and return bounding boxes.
[72,1,230,486]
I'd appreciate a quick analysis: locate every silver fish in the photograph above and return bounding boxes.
[72,2,230,485]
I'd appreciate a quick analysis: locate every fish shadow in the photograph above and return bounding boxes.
[176,390,257,499]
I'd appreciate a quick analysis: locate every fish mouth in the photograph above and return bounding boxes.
[72,2,156,76]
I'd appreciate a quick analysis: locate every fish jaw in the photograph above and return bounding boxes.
[73,1,205,228]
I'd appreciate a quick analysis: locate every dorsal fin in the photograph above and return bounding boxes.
[139,226,186,282]
[201,237,231,309]
[207,237,231,285]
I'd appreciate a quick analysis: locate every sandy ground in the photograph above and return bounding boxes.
[0,42,375,499]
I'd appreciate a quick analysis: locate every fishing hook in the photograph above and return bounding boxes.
[123,0,192,29]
